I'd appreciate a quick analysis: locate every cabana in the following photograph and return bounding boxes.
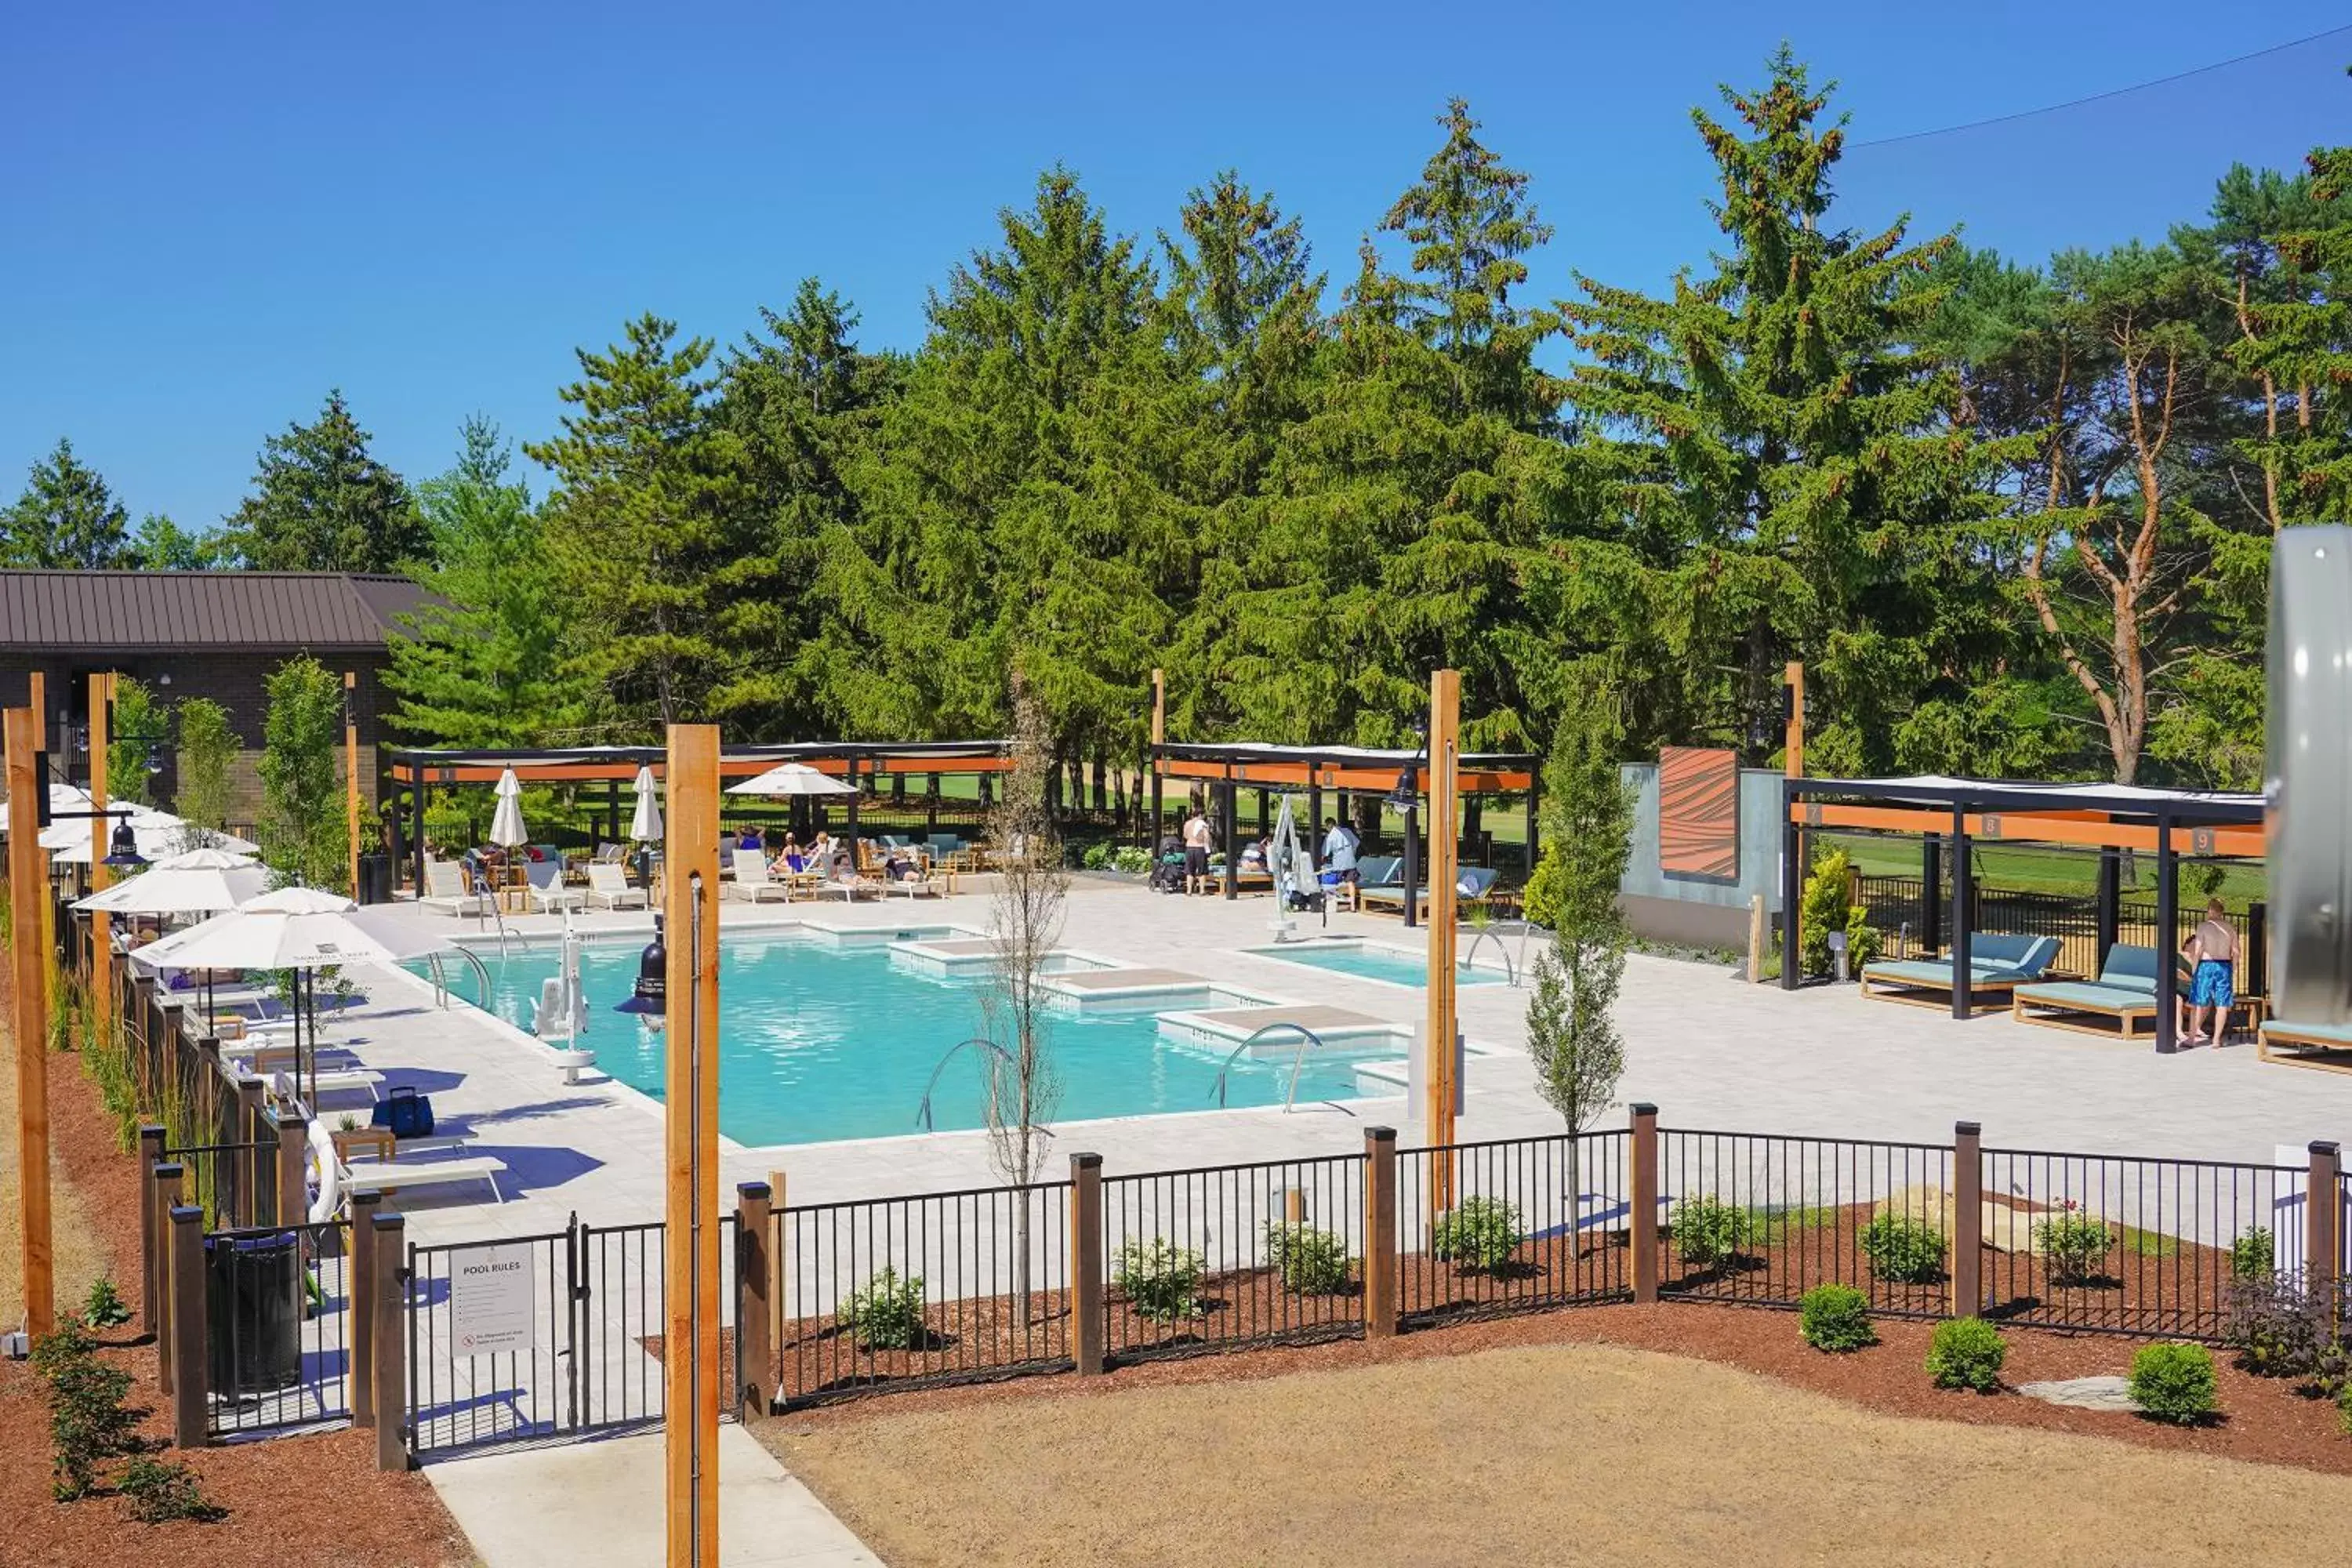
[1781,775,2263,1055]
[1149,741,1538,921]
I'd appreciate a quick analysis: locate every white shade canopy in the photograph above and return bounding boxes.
[727,761,855,797]
[74,848,271,916]
[38,802,137,849]
[132,884,448,972]
[0,783,94,833]
[628,764,663,840]
[490,768,529,848]
[49,808,257,864]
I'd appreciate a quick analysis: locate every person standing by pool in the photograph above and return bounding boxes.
[2182,898,2238,1044]
[1181,804,1213,895]
[1319,816,1359,890]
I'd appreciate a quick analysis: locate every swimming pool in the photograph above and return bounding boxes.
[1245,938,1507,988]
[410,929,1385,1146]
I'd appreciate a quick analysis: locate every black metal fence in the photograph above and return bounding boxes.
[204,1218,352,1439]
[1850,873,2261,990]
[165,1138,276,1231]
[1396,1133,1631,1324]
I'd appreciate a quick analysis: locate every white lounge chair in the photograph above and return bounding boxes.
[524,858,584,913]
[272,1067,384,1105]
[583,862,646,911]
[419,858,487,916]
[728,848,793,903]
[340,1153,506,1204]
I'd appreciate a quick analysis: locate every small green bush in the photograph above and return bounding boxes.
[2226,1274,2325,1379]
[1798,1284,1876,1353]
[1109,845,1152,875]
[2230,1226,2275,1280]
[2034,1208,2114,1286]
[82,1277,132,1330]
[1926,1317,2008,1392]
[1114,1238,1207,1322]
[1522,844,1565,931]
[1669,1196,1753,1269]
[1431,1196,1523,1274]
[1860,1213,1947,1284]
[2130,1342,2220,1425]
[43,1338,139,1501]
[1080,842,1112,870]
[118,1457,225,1524]
[2338,1380,2352,1439]
[842,1267,927,1352]
[1262,1222,1350,1295]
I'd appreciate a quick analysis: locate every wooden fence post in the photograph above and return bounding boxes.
[2309,1141,2341,1312]
[766,1168,789,1341]
[349,1191,381,1428]
[1069,1152,1104,1375]
[1951,1121,1983,1318]
[234,1076,263,1225]
[275,1109,308,1231]
[373,1210,409,1472]
[1363,1127,1398,1339]
[168,1203,207,1450]
[150,1162,183,1391]
[735,1181,774,1420]
[1282,1188,1305,1226]
[1630,1103,1660,1305]
[136,1124,165,1334]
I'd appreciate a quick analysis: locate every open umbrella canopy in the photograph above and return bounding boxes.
[38,801,136,850]
[490,767,530,849]
[0,782,94,833]
[727,761,855,797]
[74,848,271,916]
[132,884,448,971]
[628,764,663,840]
[49,808,257,863]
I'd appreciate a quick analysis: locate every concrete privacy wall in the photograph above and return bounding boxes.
[1617,762,1784,949]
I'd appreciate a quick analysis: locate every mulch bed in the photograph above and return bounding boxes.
[0,960,470,1568]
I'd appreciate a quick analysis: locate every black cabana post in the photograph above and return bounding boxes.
[2095,847,2121,971]
[1950,803,1973,1019]
[1221,778,1238,901]
[1401,799,1421,931]
[409,759,426,895]
[1921,833,1942,956]
[2155,808,2179,1054]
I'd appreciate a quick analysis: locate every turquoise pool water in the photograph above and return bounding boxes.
[1247,941,1504,988]
[410,931,1377,1146]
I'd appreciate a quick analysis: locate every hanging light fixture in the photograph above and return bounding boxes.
[102,817,147,868]
[144,742,164,777]
[614,916,667,1015]
[1388,713,1430,810]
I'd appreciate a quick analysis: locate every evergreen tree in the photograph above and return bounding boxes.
[223,392,425,572]
[125,514,229,571]
[2245,143,2352,521]
[3,438,130,568]
[528,314,750,732]
[258,656,350,891]
[386,419,586,747]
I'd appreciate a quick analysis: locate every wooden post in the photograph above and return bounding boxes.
[1069,1152,1105,1374]
[168,1203,206,1450]
[2308,1141,2341,1312]
[349,1190,381,1428]
[150,1162,182,1388]
[136,1124,165,1334]
[372,1210,408,1472]
[344,671,362,898]
[1283,1188,1305,1226]
[1745,894,1766,985]
[1630,1103,1660,1305]
[89,673,114,1058]
[1783,661,1804,779]
[735,1181,774,1420]
[234,1076,263,1227]
[1425,670,1461,1203]
[765,1168,789,1330]
[663,723,721,1568]
[1951,1122,1983,1318]
[1363,1127,1398,1339]
[275,1109,308,1233]
[6,705,53,1338]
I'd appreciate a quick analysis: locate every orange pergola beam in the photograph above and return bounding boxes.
[1154,758,1534,793]
[1791,801,2261,858]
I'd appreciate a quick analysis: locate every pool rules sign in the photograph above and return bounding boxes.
[452,1243,536,1356]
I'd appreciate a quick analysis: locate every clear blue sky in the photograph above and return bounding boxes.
[3,2,2344,531]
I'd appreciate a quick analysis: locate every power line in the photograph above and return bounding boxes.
[1851,22,2352,149]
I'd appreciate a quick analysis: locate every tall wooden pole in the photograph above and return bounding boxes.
[1784,660,1805,779]
[7,707,53,1336]
[663,724,720,1568]
[343,672,363,898]
[1424,670,1461,1207]
[88,673,112,1054]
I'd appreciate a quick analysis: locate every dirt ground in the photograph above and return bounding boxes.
[768,1324,2352,1568]
[0,1041,114,1327]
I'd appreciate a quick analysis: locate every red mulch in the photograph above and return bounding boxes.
[1,966,471,1568]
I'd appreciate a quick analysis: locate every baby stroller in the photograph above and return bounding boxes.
[1149,835,1189,895]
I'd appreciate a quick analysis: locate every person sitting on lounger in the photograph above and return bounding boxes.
[2181,900,2238,1044]
[1239,837,1268,875]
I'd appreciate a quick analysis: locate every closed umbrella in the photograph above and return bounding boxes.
[491,768,529,851]
[627,765,663,841]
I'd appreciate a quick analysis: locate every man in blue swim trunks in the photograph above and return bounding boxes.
[2181,898,2238,1045]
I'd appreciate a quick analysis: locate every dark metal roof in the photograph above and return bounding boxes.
[0,571,430,652]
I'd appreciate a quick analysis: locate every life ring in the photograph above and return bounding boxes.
[306,1116,341,1225]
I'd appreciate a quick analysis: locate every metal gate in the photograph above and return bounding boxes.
[405,1214,734,1457]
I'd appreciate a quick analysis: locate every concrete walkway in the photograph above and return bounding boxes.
[428,1424,882,1567]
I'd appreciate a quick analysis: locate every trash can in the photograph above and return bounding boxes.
[358,851,393,906]
[206,1231,303,1398]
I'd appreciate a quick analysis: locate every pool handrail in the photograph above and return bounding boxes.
[913,1036,1014,1131]
[1207,1022,1338,1113]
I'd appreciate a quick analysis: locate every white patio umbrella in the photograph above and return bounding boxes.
[3,782,95,832]
[74,846,269,916]
[726,761,856,797]
[47,806,257,863]
[627,764,663,841]
[490,768,530,851]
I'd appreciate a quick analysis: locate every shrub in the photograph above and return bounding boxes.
[2130,1342,2219,1425]
[1113,1238,1206,1322]
[2339,1381,2352,1439]
[1431,1196,1523,1274]
[1926,1317,2008,1392]
[1522,844,1566,931]
[1798,1284,1875,1352]
[841,1267,926,1352]
[1109,846,1152,875]
[118,1457,225,1524]
[1080,842,1112,870]
[1860,1213,1947,1284]
[42,1327,139,1501]
[82,1278,132,1330]
[1670,1195,1753,1269]
[2225,1273,2328,1379]
[1262,1222,1350,1295]
[2034,1207,2113,1286]
[1798,848,1867,977]
[2230,1226,2276,1280]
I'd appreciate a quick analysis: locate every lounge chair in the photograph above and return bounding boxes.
[2259,1017,2352,1073]
[340,1152,507,1204]
[419,858,487,916]
[273,1066,384,1105]
[727,848,793,903]
[1860,934,2061,1014]
[817,862,882,902]
[2011,946,2190,1040]
[884,860,945,898]
[583,862,647,911]
[524,858,583,913]
[1359,866,1501,916]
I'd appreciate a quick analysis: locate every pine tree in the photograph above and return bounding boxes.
[528,314,749,733]
[3,439,130,568]
[223,392,424,572]
[2249,143,2352,521]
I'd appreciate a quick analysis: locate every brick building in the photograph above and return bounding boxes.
[0,571,430,826]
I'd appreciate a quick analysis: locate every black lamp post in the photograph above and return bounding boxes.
[615,917,667,1017]
[1393,715,1429,930]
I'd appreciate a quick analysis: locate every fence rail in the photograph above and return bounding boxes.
[1396,1132,1631,1323]
[1851,873,2263,992]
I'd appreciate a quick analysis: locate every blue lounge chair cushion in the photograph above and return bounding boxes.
[2096,944,2166,993]
[1863,935,2060,989]
[2014,979,2160,1014]
[1357,856,1403,888]
[2263,1018,2352,1047]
